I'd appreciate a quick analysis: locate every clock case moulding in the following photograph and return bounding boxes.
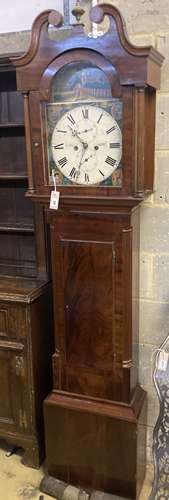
[11,4,163,500]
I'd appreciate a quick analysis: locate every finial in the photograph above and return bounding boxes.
[72,0,85,23]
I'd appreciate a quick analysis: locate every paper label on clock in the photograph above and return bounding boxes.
[158,351,169,371]
[50,190,60,210]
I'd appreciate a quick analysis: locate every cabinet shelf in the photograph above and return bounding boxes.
[0,174,27,180]
[0,122,24,129]
[0,58,37,280]
[0,223,34,233]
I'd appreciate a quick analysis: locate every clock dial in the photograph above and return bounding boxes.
[51,104,122,185]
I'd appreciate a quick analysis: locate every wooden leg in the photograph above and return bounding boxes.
[22,441,44,469]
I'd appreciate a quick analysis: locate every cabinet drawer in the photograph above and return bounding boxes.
[0,302,27,340]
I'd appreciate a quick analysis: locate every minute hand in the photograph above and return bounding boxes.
[77,128,93,135]
[68,126,87,146]
[76,146,86,179]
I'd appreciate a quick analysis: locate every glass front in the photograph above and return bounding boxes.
[45,62,123,188]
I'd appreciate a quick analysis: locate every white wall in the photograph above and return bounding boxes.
[0,0,64,33]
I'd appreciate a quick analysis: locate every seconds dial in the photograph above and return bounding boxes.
[51,104,122,185]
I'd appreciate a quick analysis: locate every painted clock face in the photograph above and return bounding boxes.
[51,104,122,185]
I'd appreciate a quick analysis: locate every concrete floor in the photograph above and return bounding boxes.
[0,439,153,500]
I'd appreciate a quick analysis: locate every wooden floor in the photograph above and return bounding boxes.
[0,439,153,500]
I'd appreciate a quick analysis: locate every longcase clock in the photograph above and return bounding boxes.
[12,5,163,498]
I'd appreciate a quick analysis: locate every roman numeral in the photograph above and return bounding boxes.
[106,126,116,135]
[109,142,120,148]
[85,173,90,183]
[99,170,104,177]
[53,143,64,150]
[58,157,67,168]
[57,129,67,133]
[105,156,116,167]
[97,112,103,124]
[69,167,77,179]
[67,114,76,125]
[82,108,88,119]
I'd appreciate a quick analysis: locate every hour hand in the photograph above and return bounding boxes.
[68,127,89,151]
[68,126,85,144]
[68,125,76,137]
[77,128,93,135]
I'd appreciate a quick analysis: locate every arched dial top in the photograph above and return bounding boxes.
[51,103,122,186]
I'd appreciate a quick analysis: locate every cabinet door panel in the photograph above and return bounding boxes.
[50,212,132,402]
[0,303,26,340]
[0,346,28,433]
[0,354,14,420]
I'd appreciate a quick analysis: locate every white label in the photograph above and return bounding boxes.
[50,190,60,210]
[158,351,169,371]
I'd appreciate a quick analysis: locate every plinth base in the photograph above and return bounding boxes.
[40,474,128,499]
[43,386,147,500]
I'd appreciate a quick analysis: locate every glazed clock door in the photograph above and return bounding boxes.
[50,102,122,186]
[40,60,127,195]
[49,210,132,404]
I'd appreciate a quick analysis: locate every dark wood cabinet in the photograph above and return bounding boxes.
[0,56,52,467]
[0,277,52,467]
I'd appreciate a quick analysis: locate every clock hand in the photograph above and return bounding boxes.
[75,145,86,180]
[76,128,93,135]
[81,154,93,165]
[75,151,94,182]
[68,126,88,148]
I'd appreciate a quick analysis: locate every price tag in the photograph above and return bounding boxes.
[158,351,169,371]
[50,190,60,210]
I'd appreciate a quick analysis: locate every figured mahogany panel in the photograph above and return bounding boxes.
[49,209,134,402]
[63,239,115,368]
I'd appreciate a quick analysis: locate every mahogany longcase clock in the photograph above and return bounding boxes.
[12,4,163,499]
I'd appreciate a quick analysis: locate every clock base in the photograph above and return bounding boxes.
[43,386,147,500]
[40,474,127,499]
